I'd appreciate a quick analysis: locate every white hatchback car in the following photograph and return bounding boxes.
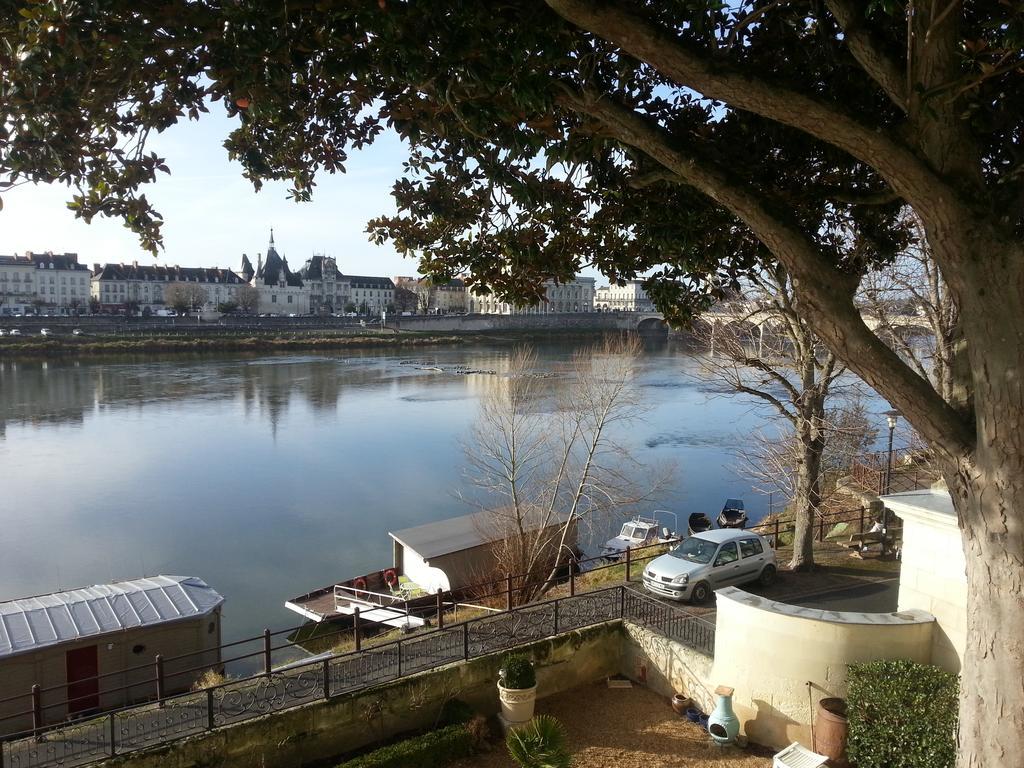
[643,528,777,603]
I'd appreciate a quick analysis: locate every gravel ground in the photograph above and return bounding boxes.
[454,681,773,768]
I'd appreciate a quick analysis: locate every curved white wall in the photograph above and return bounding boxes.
[708,587,935,748]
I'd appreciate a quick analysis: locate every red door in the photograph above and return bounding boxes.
[66,645,100,714]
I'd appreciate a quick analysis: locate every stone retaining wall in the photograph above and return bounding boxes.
[100,622,623,768]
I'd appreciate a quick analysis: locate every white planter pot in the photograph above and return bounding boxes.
[498,681,537,727]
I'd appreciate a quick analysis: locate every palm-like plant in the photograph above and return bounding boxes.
[506,715,571,768]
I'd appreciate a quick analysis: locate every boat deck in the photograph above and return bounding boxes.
[334,601,425,629]
[285,585,427,629]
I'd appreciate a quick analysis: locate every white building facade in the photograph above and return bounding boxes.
[467,277,596,314]
[0,252,91,315]
[348,275,394,315]
[595,280,655,312]
[92,262,246,313]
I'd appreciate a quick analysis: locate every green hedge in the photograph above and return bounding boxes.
[335,723,475,768]
[438,698,475,727]
[847,659,959,768]
[501,653,536,689]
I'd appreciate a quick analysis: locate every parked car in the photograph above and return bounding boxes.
[39,328,52,336]
[0,329,6,336]
[642,529,776,603]
[9,328,22,336]
[72,328,83,336]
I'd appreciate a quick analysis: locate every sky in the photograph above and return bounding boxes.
[2,107,608,282]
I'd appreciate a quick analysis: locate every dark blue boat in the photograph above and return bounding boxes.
[717,499,748,529]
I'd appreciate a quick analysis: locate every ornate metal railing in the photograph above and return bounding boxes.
[622,589,716,656]
[0,585,706,768]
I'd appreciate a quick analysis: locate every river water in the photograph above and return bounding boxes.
[1,339,791,643]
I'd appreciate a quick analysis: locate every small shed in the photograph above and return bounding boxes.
[389,510,576,594]
[0,575,223,734]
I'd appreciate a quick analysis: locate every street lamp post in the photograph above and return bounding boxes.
[884,410,899,495]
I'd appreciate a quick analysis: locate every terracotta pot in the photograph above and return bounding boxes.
[498,682,537,728]
[671,694,692,715]
[813,697,849,767]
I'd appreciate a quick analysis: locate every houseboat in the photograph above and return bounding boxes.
[285,509,576,628]
[0,576,223,735]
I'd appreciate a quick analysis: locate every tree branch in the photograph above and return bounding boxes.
[826,186,903,206]
[544,0,972,238]
[558,87,975,459]
[824,0,909,111]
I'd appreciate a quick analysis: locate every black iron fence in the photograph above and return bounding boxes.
[848,445,939,496]
[0,538,680,748]
[0,583,710,768]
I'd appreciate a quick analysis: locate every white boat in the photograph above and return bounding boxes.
[599,511,679,562]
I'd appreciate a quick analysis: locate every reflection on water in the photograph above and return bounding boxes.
[1,340,782,643]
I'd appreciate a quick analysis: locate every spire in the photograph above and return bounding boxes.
[269,228,275,247]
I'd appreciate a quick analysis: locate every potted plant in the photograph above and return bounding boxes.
[498,653,537,728]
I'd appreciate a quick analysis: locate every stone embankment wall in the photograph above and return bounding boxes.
[95,590,941,767]
[102,623,623,768]
[0,312,670,336]
[388,312,666,334]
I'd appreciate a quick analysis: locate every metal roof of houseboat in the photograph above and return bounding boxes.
[389,510,571,561]
[0,575,224,659]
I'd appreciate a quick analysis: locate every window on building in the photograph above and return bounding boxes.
[272,295,277,303]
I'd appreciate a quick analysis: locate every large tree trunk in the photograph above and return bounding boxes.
[949,459,1024,767]
[946,259,1024,767]
[790,416,824,571]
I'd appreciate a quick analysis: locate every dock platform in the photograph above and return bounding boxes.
[286,581,428,629]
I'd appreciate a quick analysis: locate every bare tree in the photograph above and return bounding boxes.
[235,285,260,314]
[165,283,208,315]
[416,280,433,314]
[694,266,848,571]
[860,211,959,405]
[737,398,878,523]
[465,335,668,603]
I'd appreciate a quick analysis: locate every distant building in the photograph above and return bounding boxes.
[467,276,596,314]
[242,231,310,315]
[91,261,246,313]
[427,278,468,314]
[348,275,394,315]
[595,280,655,312]
[0,252,91,315]
[395,277,468,314]
[299,254,350,314]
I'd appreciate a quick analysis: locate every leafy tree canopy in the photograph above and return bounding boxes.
[11,1,1014,312]
[0,1,1020,444]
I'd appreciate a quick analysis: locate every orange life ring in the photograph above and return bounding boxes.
[352,577,368,592]
[383,568,398,586]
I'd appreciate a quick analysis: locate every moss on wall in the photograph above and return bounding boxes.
[99,622,623,768]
